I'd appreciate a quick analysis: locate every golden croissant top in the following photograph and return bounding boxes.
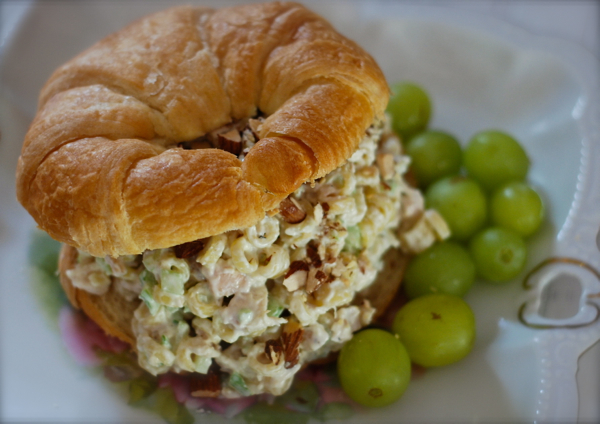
[16,2,389,257]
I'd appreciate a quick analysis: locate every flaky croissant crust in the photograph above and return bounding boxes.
[16,2,389,257]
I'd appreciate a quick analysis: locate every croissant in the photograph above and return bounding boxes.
[16,2,388,258]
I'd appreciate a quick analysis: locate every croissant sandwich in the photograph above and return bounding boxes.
[16,2,447,398]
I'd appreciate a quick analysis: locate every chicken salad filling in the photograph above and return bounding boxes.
[67,116,449,397]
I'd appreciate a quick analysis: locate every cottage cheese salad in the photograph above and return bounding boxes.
[65,117,448,398]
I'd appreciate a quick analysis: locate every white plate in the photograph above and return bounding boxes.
[1,1,599,423]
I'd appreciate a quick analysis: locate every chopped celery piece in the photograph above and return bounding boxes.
[161,335,172,349]
[343,225,362,254]
[139,289,160,316]
[228,372,251,396]
[267,297,285,317]
[139,269,157,287]
[160,268,185,295]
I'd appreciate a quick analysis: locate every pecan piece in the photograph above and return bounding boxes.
[284,261,310,279]
[315,270,330,284]
[279,197,306,224]
[264,338,284,365]
[174,239,206,259]
[263,321,304,369]
[306,243,322,268]
[306,269,333,294]
[190,366,221,398]
[218,129,243,156]
[281,321,304,369]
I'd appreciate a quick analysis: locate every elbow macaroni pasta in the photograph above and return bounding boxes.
[251,244,290,280]
[230,236,259,275]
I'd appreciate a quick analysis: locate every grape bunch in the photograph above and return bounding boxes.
[336,81,546,408]
[388,81,544,290]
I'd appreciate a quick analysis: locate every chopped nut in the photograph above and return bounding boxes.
[399,215,437,254]
[283,261,309,291]
[305,243,322,268]
[248,118,263,139]
[281,321,303,369]
[285,260,310,279]
[399,188,425,232]
[401,187,425,220]
[190,366,221,398]
[263,321,303,369]
[424,209,451,240]
[283,270,308,292]
[174,239,206,259]
[265,339,284,365]
[305,268,331,294]
[256,351,274,365]
[316,270,332,284]
[376,153,395,180]
[218,129,243,156]
[279,197,306,224]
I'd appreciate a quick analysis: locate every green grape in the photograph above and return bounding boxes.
[392,294,476,367]
[468,227,527,282]
[406,130,462,187]
[337,329,411,407]
[463,130,530,191]
[490,182,544,237]
[386,82,431,141]
[404,241,476,299]
[425,176,487,241]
